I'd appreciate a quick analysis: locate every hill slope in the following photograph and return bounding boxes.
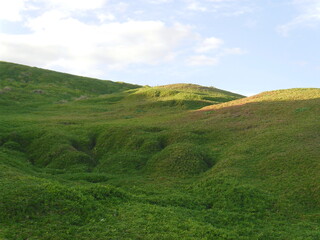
[0,61,140,108]
[0,62,319,239]
[194,88,320,209]
[0,61,243,112]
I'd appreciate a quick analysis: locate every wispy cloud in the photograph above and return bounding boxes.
[187,39,246,66]
[187,55,219,66]
[185,0,255,16]
[278,0,320,35]
[195,37,224,53]
[187,1,208,12]
[44,0,108,11]
[220,48,246,56]
[147,0,173,4]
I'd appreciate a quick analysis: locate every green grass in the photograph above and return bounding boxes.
[0,62,319,239]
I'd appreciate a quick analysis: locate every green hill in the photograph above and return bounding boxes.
[0,62,319,239]
[0,61,140,108]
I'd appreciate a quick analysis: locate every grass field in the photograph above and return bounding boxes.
[0,61,319,239]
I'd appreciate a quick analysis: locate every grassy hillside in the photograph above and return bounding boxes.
[0,61,140,109]
[0,62,319,239]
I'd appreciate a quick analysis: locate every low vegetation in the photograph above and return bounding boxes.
[0,61,319,239]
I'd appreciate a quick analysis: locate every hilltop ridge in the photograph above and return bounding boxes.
[0,62,244,111]
[200,88,320,111]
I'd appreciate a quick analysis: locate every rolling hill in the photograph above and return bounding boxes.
[0,61,319,239]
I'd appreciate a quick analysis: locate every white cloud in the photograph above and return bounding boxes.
[0,0,247,74]
[195,37,224,53]
[0,0,27,21]
[187,55,219,66]
[278,0,320,35]
[0,0,109,22]
[0,11,194,76]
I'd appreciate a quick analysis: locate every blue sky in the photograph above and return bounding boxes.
[0,0,320,95]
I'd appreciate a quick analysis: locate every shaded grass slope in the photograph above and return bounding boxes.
[195,88,320,211]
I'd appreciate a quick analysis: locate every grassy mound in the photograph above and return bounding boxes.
[129,84,244,109]
[27,131,95,170]
[147,143,214,177]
